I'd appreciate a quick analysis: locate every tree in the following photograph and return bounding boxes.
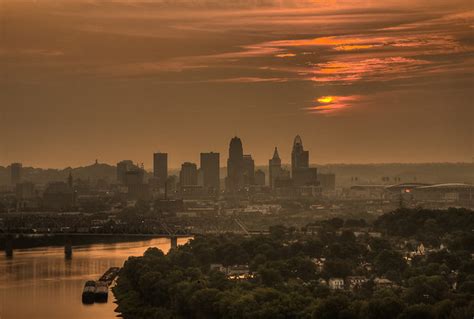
[189,288,221,319]
[403,276,449,304]
[398,304,434,319]
[312,295,349,319]
[374,249,406,276]
[323,259,353,278]
[258,266,283,287]
[363,297,403,319]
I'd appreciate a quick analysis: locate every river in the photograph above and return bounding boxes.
[0,237,191,319]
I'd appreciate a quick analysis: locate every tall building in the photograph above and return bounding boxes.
[293,167,318,186]
[226,136,244,192]
[180,162,198,186]
[16,182,35,200]
[269,147,282,189]
[200,152,220,192]
[124,168,144,186]
[291,135,318,186]
[243,155,255,185]
[124,167,150,200]
[255,169,266,186]
[117,160,135,184]
[10,163,22,185]
[291,135,309,177]
[153,153,168,187]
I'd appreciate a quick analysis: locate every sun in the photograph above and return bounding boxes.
[317,96,335,103]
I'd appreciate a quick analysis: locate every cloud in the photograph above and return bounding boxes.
[309,57,431,83]
[306,95,362,115]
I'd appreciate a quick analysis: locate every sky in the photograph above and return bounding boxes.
[1,0,473,169]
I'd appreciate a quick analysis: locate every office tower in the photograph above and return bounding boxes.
[200,152,220,192]
[124,168,144,186]
[255,169,265,186]
[291,135,317,186]
[269,147,281,189]
[274,168,292,188]
[124,167,149,200]
[16,182,35,200]
[226,136,244,192]
[10,163,22,185]
[293,167,318,186]
[153,153,168,187]
[117,160,135,184]
[291,135,309,176]
[180,162,198,186]
[243,155,255,185]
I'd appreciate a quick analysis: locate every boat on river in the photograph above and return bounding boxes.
[81,281,96,304]
[82,267,120,304]
[94,281,109,303]
[98,267,120,285]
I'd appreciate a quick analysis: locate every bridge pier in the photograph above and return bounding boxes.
[170,236,178,249]
[64,238,72,259]
[5,236,13,258]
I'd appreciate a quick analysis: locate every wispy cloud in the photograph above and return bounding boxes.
[306,95,362,115]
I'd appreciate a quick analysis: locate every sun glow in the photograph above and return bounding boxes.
[317,96,334,103]
[309,95,362,115]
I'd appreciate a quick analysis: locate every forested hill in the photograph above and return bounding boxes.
[113,208,474,319]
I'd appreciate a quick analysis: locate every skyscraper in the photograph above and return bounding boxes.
[10,163,22,185]
[200,152,220,192]
[116,160,135,184]
[269,147,282,189]
[255,169,266,186]
[243,154,255,185]
[180,162,198,186]
[291,135,318,186]
[226,136,244,192]
[153,152,168,187]
[291,135,309,177]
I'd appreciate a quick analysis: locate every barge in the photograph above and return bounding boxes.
[81,281,96,304]
[81,267,121,304]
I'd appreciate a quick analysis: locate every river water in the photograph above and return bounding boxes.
[0,238,190,319]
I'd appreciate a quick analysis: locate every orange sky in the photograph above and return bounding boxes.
[1,0,473,168]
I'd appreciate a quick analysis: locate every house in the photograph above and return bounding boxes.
[311,258,326,273]
[374,277,394,289]
[210,264,226,273]
[226,265,252,280]
[416,243,425,255]
[346,276,368,290]
[328,278,344,290]
[210,264,253,280]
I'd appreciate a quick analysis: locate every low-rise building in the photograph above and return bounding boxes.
[328,278,345,290]
[346,276,368,290]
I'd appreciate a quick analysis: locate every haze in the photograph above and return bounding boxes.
[1,0,473,168]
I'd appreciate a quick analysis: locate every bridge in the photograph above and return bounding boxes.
[1,232,192,258]
[1,218,269,257]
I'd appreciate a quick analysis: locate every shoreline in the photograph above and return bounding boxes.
[0,234,168,251]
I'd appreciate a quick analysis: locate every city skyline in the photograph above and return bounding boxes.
[1,1,473,319]
[1,0,473,168]
[3,133,472,171]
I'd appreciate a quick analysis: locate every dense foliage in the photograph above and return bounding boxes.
[114,209,474,319]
